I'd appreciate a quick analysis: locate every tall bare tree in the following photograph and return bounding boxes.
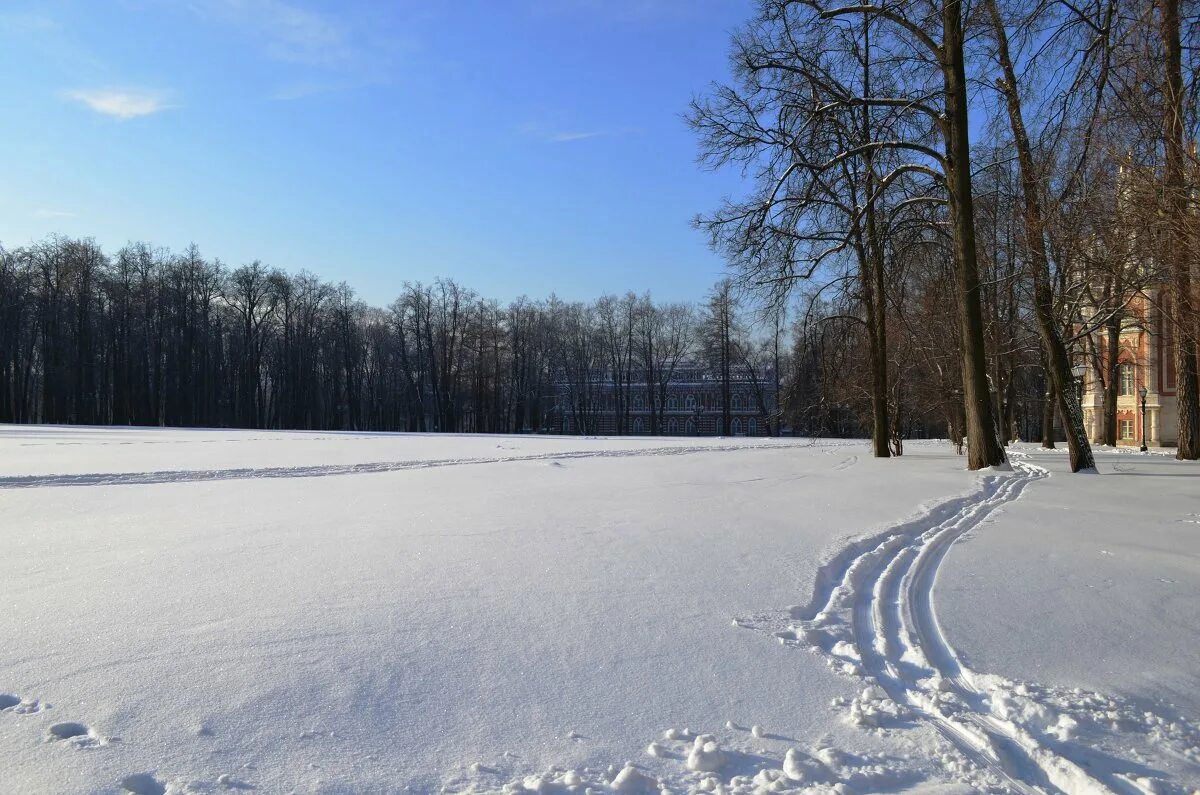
[979,0,1110,471]
[1157,0,1200,459]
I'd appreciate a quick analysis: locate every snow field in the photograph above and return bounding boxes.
[1,427,1198,794]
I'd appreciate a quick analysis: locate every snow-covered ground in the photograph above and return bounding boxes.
[1,426,1197,795]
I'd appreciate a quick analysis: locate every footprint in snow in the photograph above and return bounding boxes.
[48,721,105,748]
[216,773,254,790]
[120,774,165,795]
[0,695,45,715]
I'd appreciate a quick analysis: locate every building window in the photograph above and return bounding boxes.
[1119,419,1134,440]
[668,396,679,410]
[731,418,742,436]
[731,394,742,410]
[686,418,696,435]
[686,394,696,409]
[1118,363,1135,396]
[748,418,757,436]
[668,419,678,435]
[633,418,644,434]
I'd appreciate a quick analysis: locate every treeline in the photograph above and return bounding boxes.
[0,236,779,434]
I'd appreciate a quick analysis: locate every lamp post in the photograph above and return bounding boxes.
[1070,364,1086,405]
[949,387,964,454]
[1042,389,1055,449]
[1138,385,1148,452]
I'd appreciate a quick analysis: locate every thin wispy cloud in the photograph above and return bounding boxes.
[63,88,171,119]
[547,131,609,143]
[186,0,419,101]
[196,0,351,65]
[526,0,712,24]
[32,209,76,220]
[521,123,640,144]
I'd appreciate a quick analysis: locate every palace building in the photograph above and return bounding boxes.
[1076,155,1200,448]
[1078,288,1194,448]
[552,363,778,436]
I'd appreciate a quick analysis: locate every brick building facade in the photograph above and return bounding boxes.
[1079,288,1195,447]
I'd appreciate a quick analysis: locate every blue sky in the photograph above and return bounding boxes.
[0,0,752,306]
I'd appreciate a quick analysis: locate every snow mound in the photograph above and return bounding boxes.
[782,748,830,784]
[846,685,907,728]
[609,763,659,792]
[686,734,726,773]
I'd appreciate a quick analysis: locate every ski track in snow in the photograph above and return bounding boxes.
[444,450,1198,794]
[832,454,859,472]
[750,453,1200,795]
[0,441,821,490]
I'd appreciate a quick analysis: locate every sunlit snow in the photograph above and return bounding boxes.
[1,427,1197,794]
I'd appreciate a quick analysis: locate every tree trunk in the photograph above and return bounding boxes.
[861,21,892,458]
[943,0,1006,470]
[1042,378,1057,449]
[1160,0,1200,459]
[985,0,1094,470]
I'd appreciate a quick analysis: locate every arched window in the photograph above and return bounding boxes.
[668,419,679,435]
[731,394,742,410]
[668,395,679,410]
[748,418,757,436]
[686,418,696,435]
[686,394,697,409]
[731,418,742,436]
[1118,362,1135,396]
[633,418,644,434]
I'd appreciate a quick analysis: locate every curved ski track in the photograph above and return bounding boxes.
[788,455,1142,795]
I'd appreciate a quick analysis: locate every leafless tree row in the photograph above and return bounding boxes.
[0,236,770,435]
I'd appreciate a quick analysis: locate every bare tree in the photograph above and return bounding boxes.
[691,0,1005,468]
[1157,0,1200,458]
[637,299,696,434]
[978,0,1113,470]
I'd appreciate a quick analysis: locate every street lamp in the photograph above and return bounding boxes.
[1070,364,1086,405]
[1138,385,1148,452]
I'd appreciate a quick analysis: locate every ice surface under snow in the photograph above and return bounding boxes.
[1,426,1198,794]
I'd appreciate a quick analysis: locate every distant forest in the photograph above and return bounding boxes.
[0,212,1150,447]
[0,236,790,436]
